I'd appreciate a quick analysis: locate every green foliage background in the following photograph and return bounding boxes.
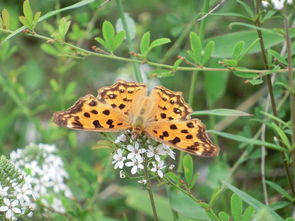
[0,0,294,220]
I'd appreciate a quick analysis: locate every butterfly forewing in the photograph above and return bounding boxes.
[53,95,130,132]
[145,119,219,157]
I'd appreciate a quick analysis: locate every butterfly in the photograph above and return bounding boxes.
[53,80,219,157]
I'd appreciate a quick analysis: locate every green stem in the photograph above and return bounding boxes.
[255,0,295,196]
[144,161,159,221]
[177,0,210,173]
[1,28,293,75]
[283,12,295,194]
[115,0,143,82]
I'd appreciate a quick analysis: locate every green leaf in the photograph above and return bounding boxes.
[149,69,174,78]
[208,130,286,152]
[231,194,243,221]
[165,172,182,185]
[226,183,284,221]
[94,37,106,47]
[268,49,288,65]
[58,17,71,40]
[202,41,215,65]
[237,0,254,17]
[1,9,10,29]
[204,62,229,107]
[265,180,294,202]
[169,189,210,220]
[19,16,31,29]
[173,58,183,70]
[23,0,33,23]
[1,0,117,44]
[242,206,255,221]
[192,109,251,117]
[270,122,291,150]
[218,211,230,221]
[232,71,258,79]
[222,59,238,67]
[115,13,136,40]
[114,31,125,50]
[269,201,290,211]
[33,11,41,26]
[182,154,193,185]
[248,78,263,85]
[260,111,290,128]
[140,32,151,55]
[232,41,244,60]
[102,20,115,43]
[208,30,295,58]
[189,32,202,64]
[119,186,173,221]
[150,38,171,50]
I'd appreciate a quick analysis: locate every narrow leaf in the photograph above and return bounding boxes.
[33,12,41,26]
[270,122,291,150]
[265,180,294,202]
[208,130,286,152]
[189,32,202,64]
[192,109,251,117]
[226,183,284,221]
[218,212,230,221]
[241,206,255,221]
[140,32,150,55]
[231,194,243,221]
[268,49,288,65]
[202,41,215,65]
[102,20,115,41]
[182,154,193,185]
[19,16,31,29]
[2,9,10,29]
[150,38,171,50]
[23,0,33,23]
[114,31,125,51]
[232,41,244,60]
[237,0,254,17]
[2,0,97,44]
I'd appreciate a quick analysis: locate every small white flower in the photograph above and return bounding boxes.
[271,0,285,10]
[287,0,293,4]
[112,149,126,169]
[169,164,175,170]
[114,134,127,144]
[162,145,176,160]
[0,198,21,219]
[151,161,166,178]
[15,183,33,202]
[125,158,144,174]
[119,170,126,178]
[146,144,166,161]
[127,142,146,161]
[262,0,270,7]
[138,179,147,184]
[0,185,9,197]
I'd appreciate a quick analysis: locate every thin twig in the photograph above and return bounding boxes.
[115,0,143,82]
[196,0,226,22]
[0,28,293,74]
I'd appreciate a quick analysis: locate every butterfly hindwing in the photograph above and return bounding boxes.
[145,119,219,157]
[53,95,130,132]
[149,86,192,121]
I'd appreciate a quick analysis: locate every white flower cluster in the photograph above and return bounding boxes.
[10,143,72,214]
[0,175,35,220]
[262,0,293,10]
[112,133,175,180]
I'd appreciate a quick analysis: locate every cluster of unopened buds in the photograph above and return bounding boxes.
[261,0,293,10]
[112,133,176,183]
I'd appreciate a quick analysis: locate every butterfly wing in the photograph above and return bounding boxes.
[149,86,192,121]
[53,94,130,132]
[97,80,147,116]
[145,119,219,157]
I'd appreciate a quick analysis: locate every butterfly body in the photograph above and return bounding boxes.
[53,80,219,157]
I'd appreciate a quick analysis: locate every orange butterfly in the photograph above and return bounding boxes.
[53,80,219,157]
